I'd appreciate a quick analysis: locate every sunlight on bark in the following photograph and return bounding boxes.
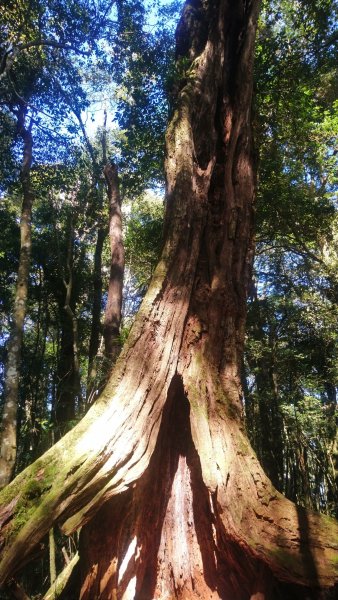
[121,575,137,600]
[118,536,138,584]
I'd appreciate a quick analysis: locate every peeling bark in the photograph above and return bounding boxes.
[0,108,34,489]
[0,1,337,598]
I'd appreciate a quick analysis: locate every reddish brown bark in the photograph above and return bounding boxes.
[77,378,276,600]
[64,0,338,596]
[0,1,337,598]
[103,162,124,362]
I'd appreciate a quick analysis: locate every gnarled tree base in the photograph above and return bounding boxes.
[61,377,336,600]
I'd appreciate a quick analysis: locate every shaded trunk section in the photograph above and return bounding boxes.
[86,226,106,403]
[245,299,284,491]
[103,162,124,363]
[74,376,277,600]
[0,107,34,488]
[54,216,82,434]
[64,379,330,600]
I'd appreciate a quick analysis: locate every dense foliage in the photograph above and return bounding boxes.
[246,0,338,515]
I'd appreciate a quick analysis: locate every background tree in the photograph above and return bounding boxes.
[245,0,338,517]
[0,0,119,471]
[0,106,35,487]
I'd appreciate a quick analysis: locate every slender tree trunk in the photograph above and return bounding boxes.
[0,109,34,489]
[43,553,79,600]
[245,295,284,491]
[49,527,56,586]
[254,356,283,490]
[103,162,124,362]
[86,226,106,402]
[54,309,77,431]
[77,107,107,404]
[54,215,82,433]
[0,1,337,598]
[324,376,338,516]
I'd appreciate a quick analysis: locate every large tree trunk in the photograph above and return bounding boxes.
[0,108,34,489]
[0,1,337,598]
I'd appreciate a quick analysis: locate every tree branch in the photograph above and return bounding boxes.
[16,39,89,54]
[0,38,89,80]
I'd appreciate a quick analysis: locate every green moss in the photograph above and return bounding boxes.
[8,505,34,541]
[214,386,236,419]
[3,460,58,544]
[24,479,42,500]
[318,512,337,528]
[268,545,303,572]
[187,374,209,421]
[190,395,209,424]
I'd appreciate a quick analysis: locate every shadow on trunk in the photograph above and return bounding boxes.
[58,375,326,600]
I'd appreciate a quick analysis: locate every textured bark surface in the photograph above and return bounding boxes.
[103,162,124,362]
[0,108,34,489]
[0,1,337,598]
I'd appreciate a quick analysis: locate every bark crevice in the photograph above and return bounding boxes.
[68,373,301,600]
